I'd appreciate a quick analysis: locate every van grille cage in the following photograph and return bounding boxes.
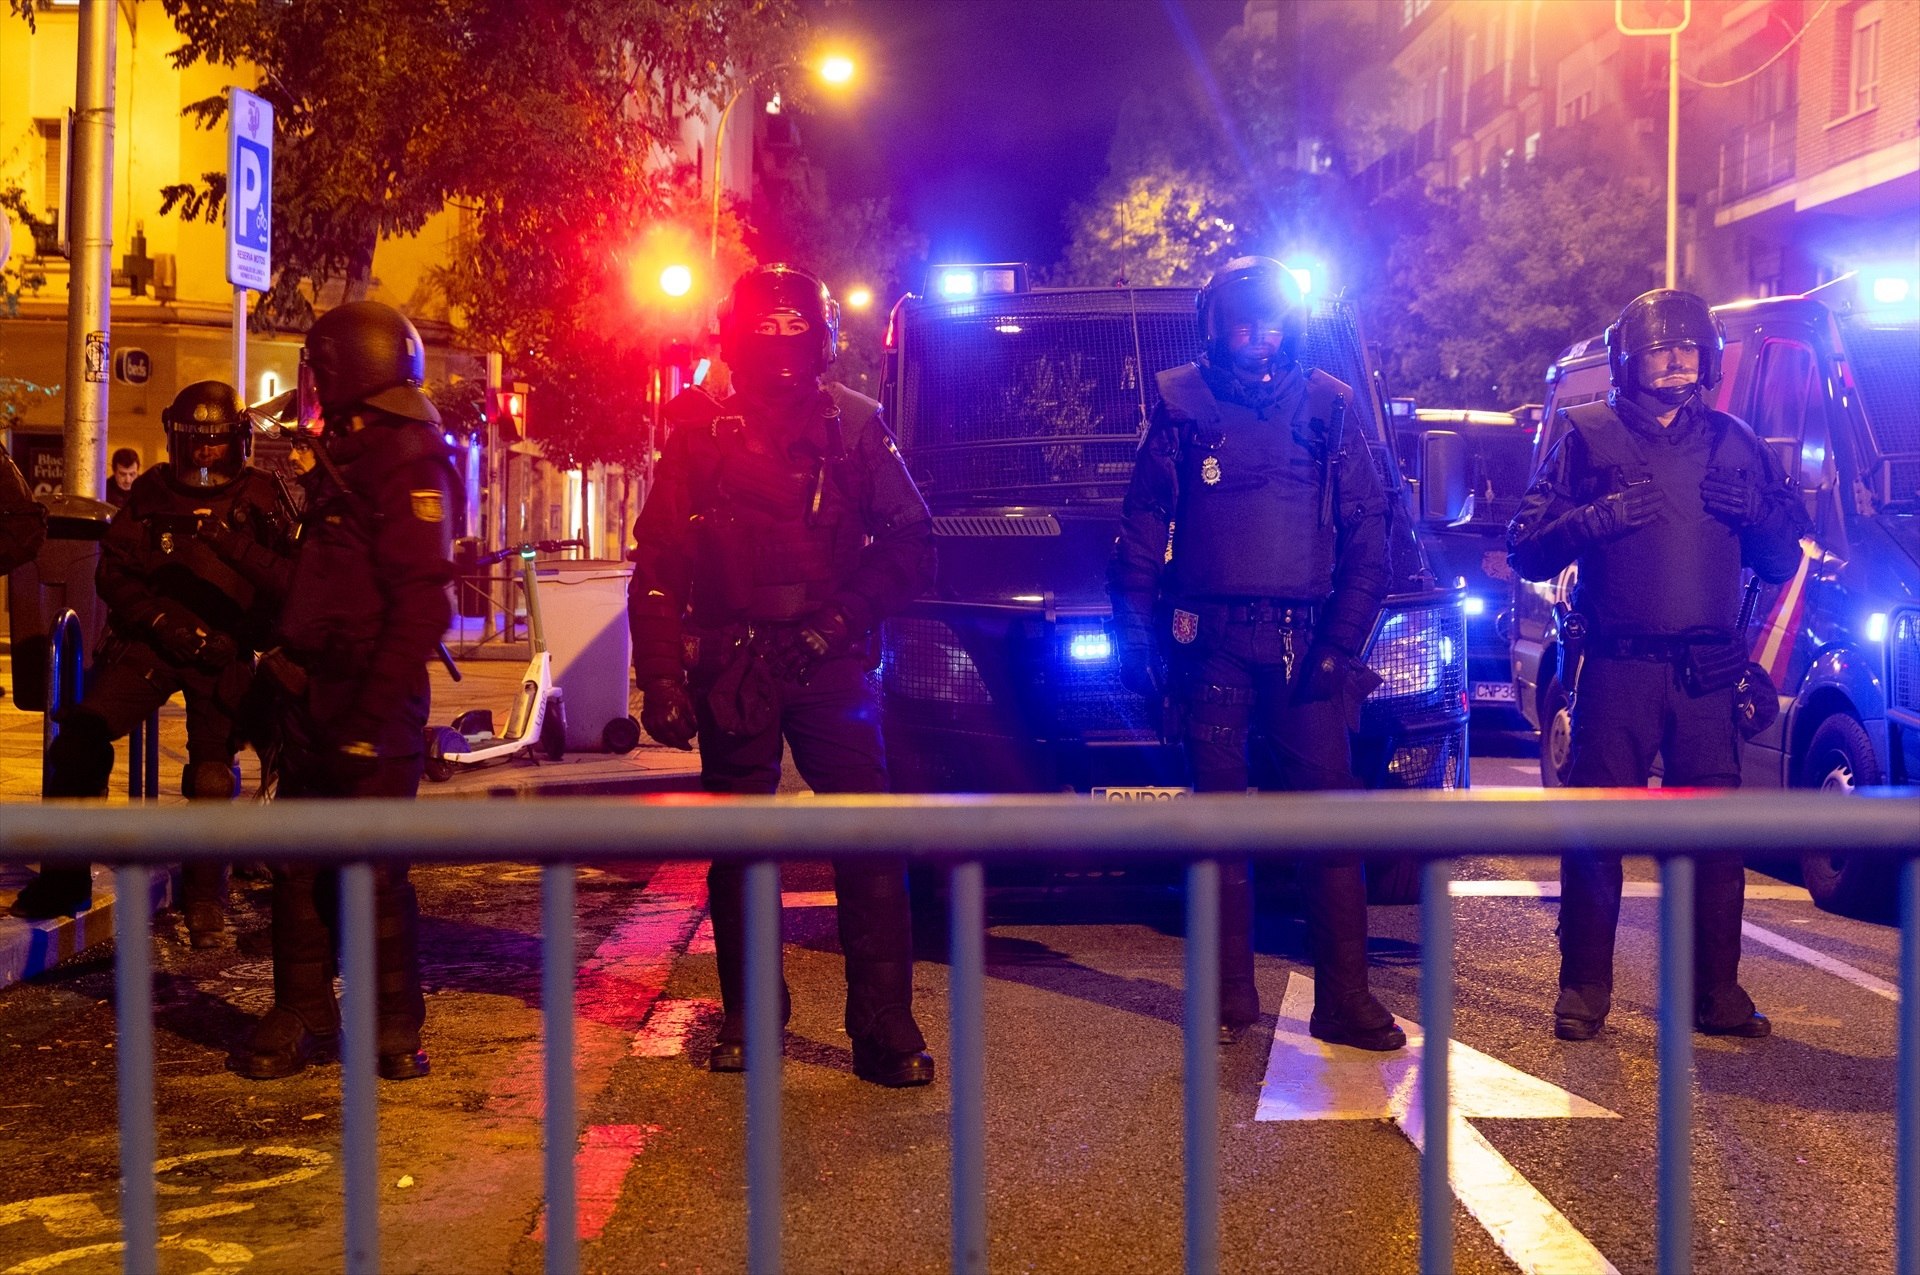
[1387,732,1464,790]
[1364,598,1468,713]
[880,617,994,705]
[1033,624,1160,739]
[1893,608,1920,718]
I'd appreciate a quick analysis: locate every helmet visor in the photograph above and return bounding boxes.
[296,353,324,436]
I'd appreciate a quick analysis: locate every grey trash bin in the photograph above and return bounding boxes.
[7,495,113,712]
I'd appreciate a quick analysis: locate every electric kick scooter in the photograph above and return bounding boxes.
[425,537,584,781]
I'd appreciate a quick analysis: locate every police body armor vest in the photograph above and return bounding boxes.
[1156,363,1342,602]
[1562,399,1749,638]
[683,384,879,625]
[127,466,283,645]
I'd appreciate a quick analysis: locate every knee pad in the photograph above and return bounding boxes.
[183,760,241,800]
[46,712,114,798]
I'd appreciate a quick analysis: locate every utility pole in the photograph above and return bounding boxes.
[64,0,116,500]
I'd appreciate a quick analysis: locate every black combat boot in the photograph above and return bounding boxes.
[1694,854,1768,1038]
[243,960,340,1079]
[837,861,933,1088]
[1555,852,1624,1041]
[1218,860,1260,1045]
[706,863,791,1073]
[181,862,229,950]
[9,866,92,919]
[374,871,430,1080]
[1306,860,1404,1052]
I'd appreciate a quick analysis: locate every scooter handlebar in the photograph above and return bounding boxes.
[471,538,587,568]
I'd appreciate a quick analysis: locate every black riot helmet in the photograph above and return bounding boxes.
[162,380,250,489]
[301,301,441,428]
[718,264,840,394]
[1197,256,1310,374]
[1605,288,1725,405]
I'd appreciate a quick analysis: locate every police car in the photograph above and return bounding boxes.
[1511,272,1920,916]
[877,265,1471,903]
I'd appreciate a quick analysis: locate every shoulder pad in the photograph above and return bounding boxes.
[826,382,885,446]
[1561,400,1621,435]
[1154,364,1213,422]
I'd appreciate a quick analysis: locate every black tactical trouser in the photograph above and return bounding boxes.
[1173,606,1371,1027]
[268,756,427,1053]
[42,636,244,912]
[694,653,924,1055]
[1562,654,1754,1029]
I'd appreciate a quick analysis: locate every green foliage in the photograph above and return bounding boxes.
[1368,160,1661,408]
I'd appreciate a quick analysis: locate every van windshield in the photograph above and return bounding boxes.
[1465,425,1535,526]
[1839,316,1920,458]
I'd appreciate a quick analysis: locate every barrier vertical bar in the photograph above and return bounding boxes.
[1184,859,1220,1275]
[113,864,156,1275]
[543,863,579,1275]
[1419,858,1454,1275]
[126,717,143,800]
[340,863,379,1275]
[1657,855,1694,1275]
[745,860,782,1275]
[1899,856,1918,1275]
[949,861,987,1275]
[142,709,158,801]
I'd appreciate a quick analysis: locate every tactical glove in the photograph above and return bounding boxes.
[1116,632,1161,701]
[152,608,218,666]
[1700,470,1764,527]
[1570,482,1661,542]
[1299,645,1350,704]
[195,513,243,559]
[640,678,698,750]
[764,605,853,684]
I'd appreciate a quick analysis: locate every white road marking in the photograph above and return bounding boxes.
[1739,921,1898,1002]
[1261,974,1619,1275]
[630,997,721,1057]
[1449,879,1811,901]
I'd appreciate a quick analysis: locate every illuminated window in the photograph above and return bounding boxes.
[35,118,62,222]
[1848,2,1882,115]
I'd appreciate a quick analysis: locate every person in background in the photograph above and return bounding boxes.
[106,447,141,509]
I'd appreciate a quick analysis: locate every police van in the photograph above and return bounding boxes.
[1511,273,1920,916]
[876,266,1471,901]
[1388,404,1536,727]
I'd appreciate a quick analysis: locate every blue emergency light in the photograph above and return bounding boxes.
[930,263,1031,300]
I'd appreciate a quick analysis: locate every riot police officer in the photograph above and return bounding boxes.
[15,382,294,945]
[243,301,458,1081]
[1111,256,1403,1052]
[629,264,937,1087]
[1508,288,1806,1042]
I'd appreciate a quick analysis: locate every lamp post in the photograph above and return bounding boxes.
[707,56,855,260]
[1615,0,1692,289]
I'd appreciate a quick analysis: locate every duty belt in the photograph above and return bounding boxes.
[1593,633,1733,662]
[1221,599,1317,627]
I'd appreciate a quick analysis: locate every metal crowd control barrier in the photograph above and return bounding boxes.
[3,791,1915,1275]
[125,709,160,801]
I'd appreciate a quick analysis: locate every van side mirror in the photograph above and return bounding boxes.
[1419,429,1472,524]
[1765,437,1799,486]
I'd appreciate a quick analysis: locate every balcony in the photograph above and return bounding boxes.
[1465,73,1503,133]
[1717,113,1796,206]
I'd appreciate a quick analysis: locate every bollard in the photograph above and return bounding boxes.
[745,860,782,1275]
[113,864,156,1275]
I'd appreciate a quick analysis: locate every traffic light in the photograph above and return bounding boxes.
[1615,0,1690,35]
[491,383,529,438]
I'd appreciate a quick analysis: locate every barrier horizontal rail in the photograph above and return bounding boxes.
[4,789,1915,864]
[4,791,1913,1275]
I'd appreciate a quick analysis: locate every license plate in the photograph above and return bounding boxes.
[1092,786,1193,801]
[1472,681,1517,703]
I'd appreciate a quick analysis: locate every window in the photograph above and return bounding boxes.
[1524,131,1541,161]
[1401,0,1432,28]
[1461,33,1477,119]
[1752,339,1830,490]
[35,118,62,222]
[1849,2,1882,115]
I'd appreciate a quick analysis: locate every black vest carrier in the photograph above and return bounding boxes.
[1156,363,1349,602]
[1562,400,1751,638]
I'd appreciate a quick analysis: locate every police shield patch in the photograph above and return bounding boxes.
[409,489,445,522]
[1171,608,1199,645]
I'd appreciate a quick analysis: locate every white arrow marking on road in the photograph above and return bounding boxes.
[1448,879,1811,901]
[1259,973,1620,1275]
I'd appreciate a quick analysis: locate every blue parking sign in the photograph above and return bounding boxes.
[226,88,274,290]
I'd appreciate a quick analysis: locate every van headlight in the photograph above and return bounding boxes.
[1366,609,1458,700]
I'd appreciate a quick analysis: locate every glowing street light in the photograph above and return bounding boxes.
[845,285,874,310]
[710,55,859,258]
[659,263,694,297]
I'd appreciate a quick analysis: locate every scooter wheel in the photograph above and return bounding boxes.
[602,716,641,754]
[540,703,567,761]
[424,726,466,783]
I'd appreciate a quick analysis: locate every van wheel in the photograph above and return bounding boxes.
[1796,714,1894,920]
[1539,674,1574,788]
[1366,856,1423,906]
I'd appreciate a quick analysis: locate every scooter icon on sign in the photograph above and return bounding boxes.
[425,538,584,781]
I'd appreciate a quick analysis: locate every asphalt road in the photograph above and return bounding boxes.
[0,733,1903,1274]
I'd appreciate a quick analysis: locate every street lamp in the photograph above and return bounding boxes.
[845,285,874,310]
[1615,0,1691,289]
[708,54,857,259]
[659,263,693,297]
